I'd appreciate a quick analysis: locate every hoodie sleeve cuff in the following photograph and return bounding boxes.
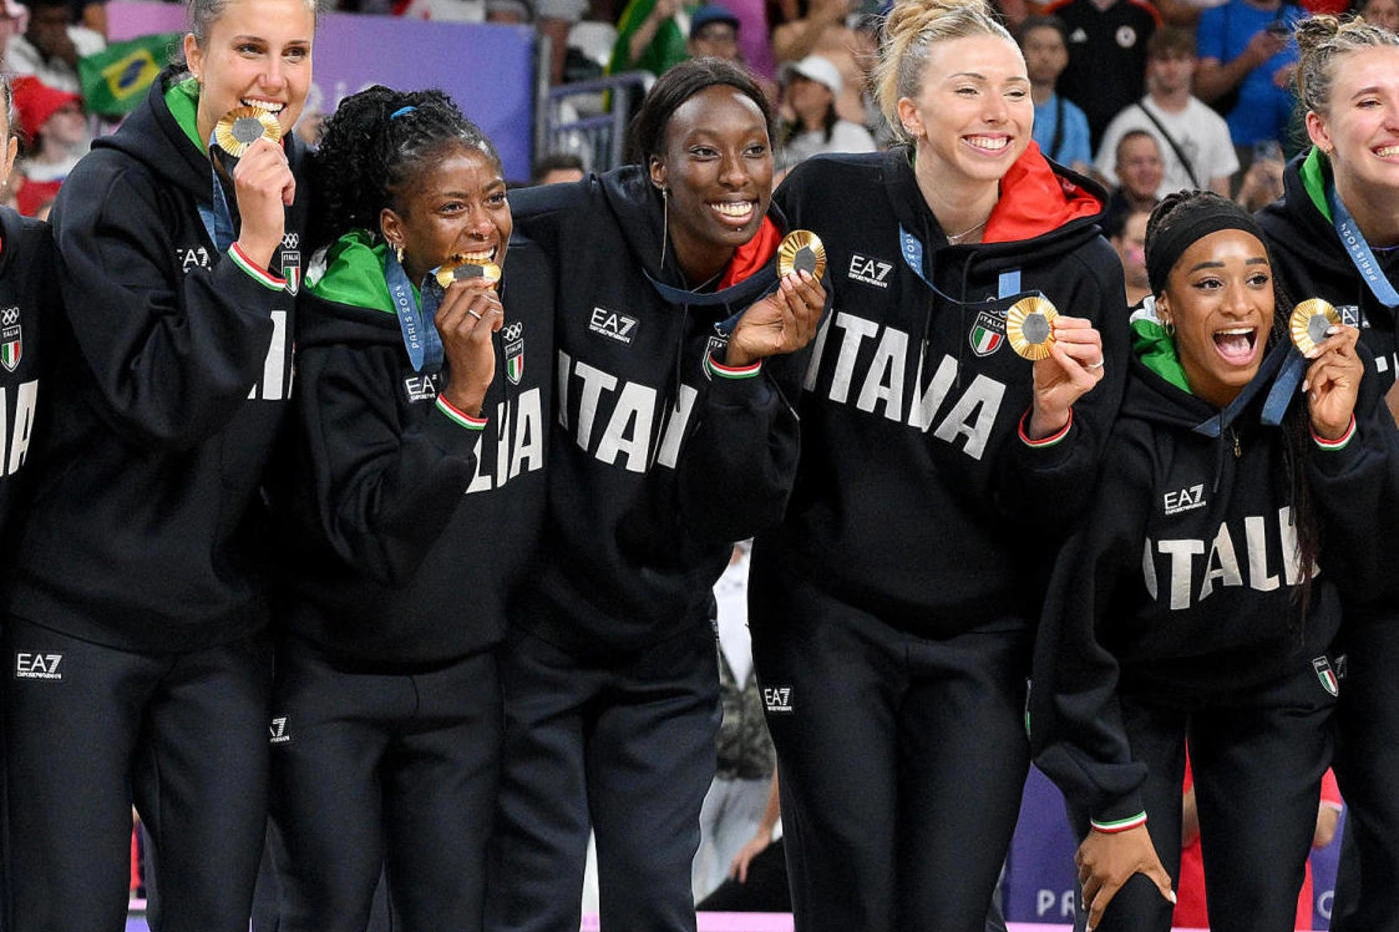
[434,396,488,431]
[1312,415,1356,451]
[706,353,764,380]
[1090,811,1149,834]
[228,244,288,292]
[1019,408,1074,448]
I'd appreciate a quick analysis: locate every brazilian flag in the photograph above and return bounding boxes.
[77,33,182,117]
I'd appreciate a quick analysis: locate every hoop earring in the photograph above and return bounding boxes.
[395,243,404,264]
[1163,319,1175,337]
[659,187,669,269]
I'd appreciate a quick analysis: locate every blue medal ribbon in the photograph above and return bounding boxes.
[385,249,446,374]
[1328,184,1399,309]
[198,132,238,252]
[898,225,1035,306]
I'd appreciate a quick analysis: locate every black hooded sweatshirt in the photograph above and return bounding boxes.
[507,165,819,654]
[1031,324,1398,827]
[278,231,553,666]
[755,146,1129,637]
[1257,150,1399,390]
[0,207,57,535]
[4,70,307,652]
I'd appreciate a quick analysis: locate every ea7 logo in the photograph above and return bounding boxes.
[1163,484,1206,516]
[847,254,894,289]
[588,308,639,345]
[269,717,291,744]
[14,652,62,680]
[177,246,210,272]
[762,686,794,713]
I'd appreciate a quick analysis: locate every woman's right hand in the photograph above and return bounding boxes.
[1074,825,1175,932]
[435,277,504,417]
[232,136,296,269]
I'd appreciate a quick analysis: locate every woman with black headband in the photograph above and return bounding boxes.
[1254,16,1399,930]
[1033,190,1397,932]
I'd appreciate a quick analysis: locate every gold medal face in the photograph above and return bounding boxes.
[1006,295,1059,360]
[435,260,502,290]
[777,230,826,281]
[1290,298,1340,355]
[214,106,283,157]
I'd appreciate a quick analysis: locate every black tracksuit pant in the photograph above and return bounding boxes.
[1331,612,1399,932]
[748,563,1032,932]
[3,615,271,932]
[485,623,720,932]
[1068,661,1335,932]
[267,637,500,932]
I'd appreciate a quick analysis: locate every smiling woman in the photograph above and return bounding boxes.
[0,0,317,928]
[267,85,553,932]
[486,57,826,932]
[746,0,1127,928]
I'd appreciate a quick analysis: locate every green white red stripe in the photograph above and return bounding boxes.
[1091,812,1148,834]
[229,243,288,292]
[706,353,762,380]
[1018,408,1073,448]
[1312,415,1355,450]
[435,396,487,430]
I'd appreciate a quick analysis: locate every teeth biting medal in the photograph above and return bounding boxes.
[435,258,502,290]
[214,106,283,157]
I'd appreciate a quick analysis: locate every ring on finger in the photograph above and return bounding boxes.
[1087,358,1105,370]
[468,309,483,321]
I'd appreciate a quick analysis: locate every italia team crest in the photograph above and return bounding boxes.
[503,321,524,385]
[1313,656,1339,697]
[969,310,1005,357]
[281,250,301,296]
[0,307,21,372]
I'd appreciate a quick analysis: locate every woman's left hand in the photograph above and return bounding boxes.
[1305,323,1364,440]
[725,270,826,367]
[1029,315,1107,439]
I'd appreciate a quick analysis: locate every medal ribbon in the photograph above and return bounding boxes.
[898,225,1034,305]
[1328,184,1399,309]
[385,248,446,374]
[199,132,238,252]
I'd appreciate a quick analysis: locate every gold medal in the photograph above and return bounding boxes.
[435,260,502,290]
[777,230,825,280]
[1006,295,1058,360]
[1290,298,1341,355]
[213,106,283,158]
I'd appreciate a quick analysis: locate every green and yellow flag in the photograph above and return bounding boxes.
[77,33,181,117]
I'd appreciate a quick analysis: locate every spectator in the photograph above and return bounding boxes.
[608,0,715,77]
[771,0,872,125]
[5,0,104,94]
[1353,0,1398,29]
[774,53,875,173]
[1104,129,1164,230]
[1044,0,1160,147]
[531,151,586,184]
[0,0,28,69]
[1018,14,1092,173]
[10,75,87,217]
[1107,207,1151,306]
[1233,137,1284,209]
[1193,0,1304,159]
[1095,26,1238,197]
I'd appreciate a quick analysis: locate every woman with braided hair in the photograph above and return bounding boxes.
[267,84,552,932]
[1254,15,1399,930]
[1033,190,1397,932]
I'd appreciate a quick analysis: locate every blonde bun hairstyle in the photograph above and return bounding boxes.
[875,0,1016,143]
[1294,13,1399,118]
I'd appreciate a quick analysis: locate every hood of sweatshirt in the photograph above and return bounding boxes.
[97,67,307,233]
[299,229,404,350]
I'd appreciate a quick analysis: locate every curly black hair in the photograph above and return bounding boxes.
[308,85,502,251]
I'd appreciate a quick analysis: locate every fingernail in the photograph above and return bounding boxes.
[1302,380,1310,393]
[1305,348,1319,359]
[1327,326,1341,335]
[1169,890,1177,904]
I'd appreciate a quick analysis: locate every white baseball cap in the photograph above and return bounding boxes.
[781,54,842,96]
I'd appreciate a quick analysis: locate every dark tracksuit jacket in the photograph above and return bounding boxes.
[6,69,307,651]
[1256,148,1399,932]
[507,166,817,654]
[280,229,552,666]
[1031,314,1397,836]
[0,207,57,535]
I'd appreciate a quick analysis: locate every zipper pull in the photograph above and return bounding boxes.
[1232,429,1241,458]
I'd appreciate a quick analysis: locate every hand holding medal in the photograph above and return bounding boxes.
[210,104,295,268]
[726,230,827,367]
[433,256,506,417]
[1008,294,1109,440]
[1292,298,1363,442]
